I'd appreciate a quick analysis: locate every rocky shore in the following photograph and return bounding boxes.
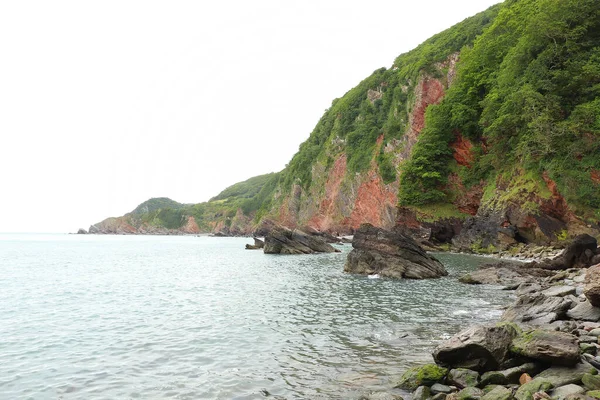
[359,234,600,400]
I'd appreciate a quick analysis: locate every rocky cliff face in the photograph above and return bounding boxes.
[87,1,600,249]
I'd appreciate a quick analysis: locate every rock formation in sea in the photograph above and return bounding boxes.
[263,226,338,255]
[344,223,447,279]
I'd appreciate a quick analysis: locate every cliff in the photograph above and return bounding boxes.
[87,0,600,250]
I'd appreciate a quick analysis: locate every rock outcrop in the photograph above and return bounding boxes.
[344,223,447,279]
[263,227,338,254]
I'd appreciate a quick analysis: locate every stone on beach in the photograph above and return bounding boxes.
[510,330,580,366]
[395,364,448,390]
[433,324,521,372]
[585,264,600,307]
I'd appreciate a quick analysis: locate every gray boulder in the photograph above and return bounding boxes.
[433,323,521,372]
[585,264,600,307]
[502,293,573,325]
[345,224,447,279]
[264,227,338,254]
[551,384,586,400]
[535,363,598,387]
[567,301,600,322]
[510,330,580,366]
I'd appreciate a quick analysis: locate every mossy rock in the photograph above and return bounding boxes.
[457,387,485,400]
[514,378,554,400]
[480,386,512,400]
[587,390,600,399]
[582,374,600,391]
[480,371,508,386]
[448,368,480,388]
[395,364,449,390]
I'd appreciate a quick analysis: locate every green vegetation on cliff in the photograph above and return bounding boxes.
[399,0,600,216]
[280,5,500,193]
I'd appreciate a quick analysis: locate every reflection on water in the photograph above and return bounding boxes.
[0,234,513,399]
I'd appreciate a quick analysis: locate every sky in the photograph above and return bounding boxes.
[0,0,502,233]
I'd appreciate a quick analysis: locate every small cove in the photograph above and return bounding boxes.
[0,234,514,399]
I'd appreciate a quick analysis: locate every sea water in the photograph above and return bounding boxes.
[0,234,513,399]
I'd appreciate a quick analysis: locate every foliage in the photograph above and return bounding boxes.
[399,0,600,215]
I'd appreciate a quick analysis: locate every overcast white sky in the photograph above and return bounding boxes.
[0,0,502,233]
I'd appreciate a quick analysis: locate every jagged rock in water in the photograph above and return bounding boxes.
[263,227,337,254]
[344,223,447,279]
[585,264,600,307]
[433,323,521,372]
[510,330,580,366]
[77,228,88,234]
[245,237,265,250]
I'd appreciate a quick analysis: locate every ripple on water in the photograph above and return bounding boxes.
[0,235,513,399]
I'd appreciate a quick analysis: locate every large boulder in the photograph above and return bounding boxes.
[535,363,598,387]
[585,264,600,307]
[501,293,574,325]
[510,330,580,366]
[567,301,600,322]
[433,323,521,372]
[345,223,447,279]
[264,227,338,254]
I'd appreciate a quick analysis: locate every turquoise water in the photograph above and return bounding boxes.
[0,234,512,399]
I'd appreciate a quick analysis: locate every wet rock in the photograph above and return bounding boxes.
[448,368,480,388]
[584,265,600,307]
[502,293,573,325]
[534,363,598,387]
[551,384,586,400]
[480,385,512,400]
[582,374,600,391]
[345,224,447,279]
[395,364,448,390]
[264,227,338,254]
[433,323,521,372]
[567,301,600,322]
[510,330,579,365]
[543,286,577,297]
[515,378,554,400]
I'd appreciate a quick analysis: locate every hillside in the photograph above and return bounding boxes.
[88,0,600,249]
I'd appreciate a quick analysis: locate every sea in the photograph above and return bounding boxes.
[0,233,514,399]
